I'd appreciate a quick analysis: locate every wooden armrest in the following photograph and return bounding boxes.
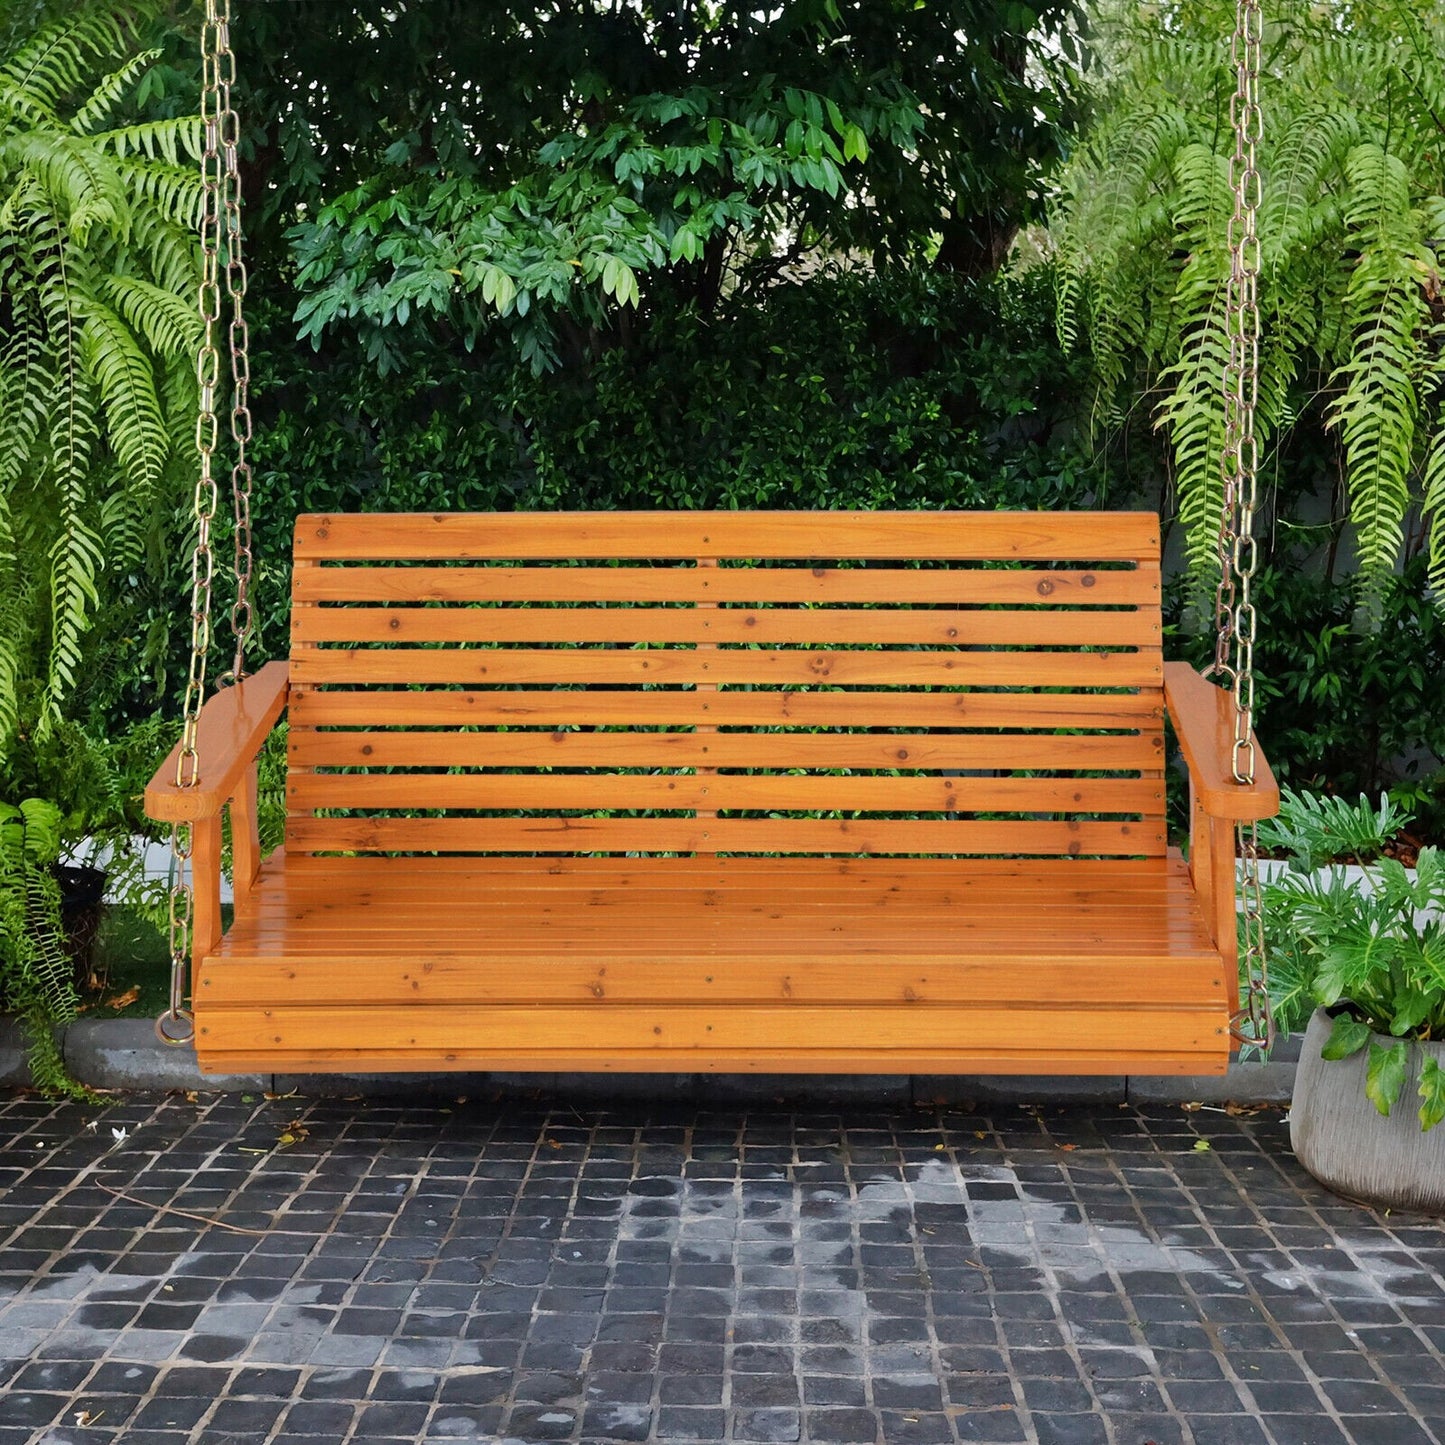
[1163,661,1278,821]
[145,661,289,823]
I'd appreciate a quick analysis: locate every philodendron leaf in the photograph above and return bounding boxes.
[1390,985,1435,1036]
[1419,1057,1445,1133]
[1365,1039,1409,1118]
[1321,1015,1372,1060]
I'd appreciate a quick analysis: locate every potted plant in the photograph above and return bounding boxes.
[1257,790,1445,1211]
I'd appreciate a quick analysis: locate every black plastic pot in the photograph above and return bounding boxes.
[55,863,107,989]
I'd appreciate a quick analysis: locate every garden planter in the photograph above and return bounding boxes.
[55,863,106,990]
[1290,1008,1445,1213]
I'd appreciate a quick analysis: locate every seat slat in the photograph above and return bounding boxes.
[296,564,1161,606]
[293,606,1160,648]
[296,511,1162,561]
[286,772,1164,814]
[291,646,1162,688]
[289,688,1164,731]
[286,816,1166,855]
[288,728,1159,771]
[202,953,1223,1006]
[199,1001,1219,1057]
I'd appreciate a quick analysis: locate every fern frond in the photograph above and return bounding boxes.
[69,49,160,135]
[1422,420,1445,597]
[81,298,171,500]
[101,116,205,165]
[0,11,125,117]
[1325,144,1432,584]
[100,273,203,356]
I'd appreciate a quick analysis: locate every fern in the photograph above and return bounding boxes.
[0,0,200,756]
[1053,0,1445,602]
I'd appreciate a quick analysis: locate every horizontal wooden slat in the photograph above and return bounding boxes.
[296,511,1162,562]
[201,953,1224,1006]
[289,688,1164,731]
[288,728,1159,771]
[291,647,1162,688]
[195,1043,1229,1076]
[293,606,1160,648]
[286,772,1164,814]
[286,816,1165,855]
[296,564,1162,606]
[198,1002,1219,1056]
[274,852,1182,883]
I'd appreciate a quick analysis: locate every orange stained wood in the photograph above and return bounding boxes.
[144,661,289,822]
[1164,661,1278,820]
[137,509,1277,1078]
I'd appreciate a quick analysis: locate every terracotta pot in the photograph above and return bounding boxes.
[1290,1007,1445,1214]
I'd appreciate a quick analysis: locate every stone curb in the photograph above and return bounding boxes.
[0,1017,1299,1105]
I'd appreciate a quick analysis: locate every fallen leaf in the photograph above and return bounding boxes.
[184,1090,198,1104]
[932,1143,946,1152]
[104,985,141,1010]
[276,1121,310,1149]
[1058,1142,1078,1152]
[110,1127,128,1144]
[1181,1101,1203,1112]
[1192,1139,1212,1152]
[73,1410,103,1426]
[974,1130,986,1140]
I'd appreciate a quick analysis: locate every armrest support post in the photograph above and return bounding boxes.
[189,814,224,984]
[230,761,261,909]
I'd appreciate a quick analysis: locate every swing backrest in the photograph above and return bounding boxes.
[283,511,1167,860]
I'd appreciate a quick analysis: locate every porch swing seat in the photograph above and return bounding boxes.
[145,509,1277,1077]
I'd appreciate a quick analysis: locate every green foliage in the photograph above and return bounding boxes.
[267,0,1077,372]
[221,266,1103,660]
[1259,787,1410,871]
[0,0,202,753]
[1054,0,1445,601]
[0,798,79,1094]
[1257,792,1445,1130]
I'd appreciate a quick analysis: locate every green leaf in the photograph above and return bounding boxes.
[1365,1039,1408,1117]
[1418,1056,1445,1133]
[1321,1014,1372,1060]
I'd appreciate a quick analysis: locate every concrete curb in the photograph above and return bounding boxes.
[1,1017,1299,1105]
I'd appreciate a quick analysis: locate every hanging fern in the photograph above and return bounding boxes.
[1053,0,1445,605]
[0,1,202,754]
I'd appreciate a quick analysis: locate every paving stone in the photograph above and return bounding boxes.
[0,1093,1440,1445]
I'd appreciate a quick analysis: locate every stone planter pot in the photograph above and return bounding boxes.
[1290,1008,1445,1214]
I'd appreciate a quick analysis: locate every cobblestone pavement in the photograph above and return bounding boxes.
[1,1093,1443,1445]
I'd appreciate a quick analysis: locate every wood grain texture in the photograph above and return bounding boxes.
[290,646,1162,689]
[285,815,1166,856]
[296,564,1162,606]
[1164,662,1279,820]
[144,661,289,822]
[293,606,1160,647]
[295,510,1162,561]
[290,688,1164,731]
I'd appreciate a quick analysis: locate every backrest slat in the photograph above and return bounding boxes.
[287,512,1165,859]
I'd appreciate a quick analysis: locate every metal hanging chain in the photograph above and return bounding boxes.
[160,0,250,1045]
[1212,0,1272,1052]
[214,0,256,687]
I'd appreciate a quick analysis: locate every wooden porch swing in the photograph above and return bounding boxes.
[145,0,1278,1078]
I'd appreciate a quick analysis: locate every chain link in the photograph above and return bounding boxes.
[161,0,252,1045]
[1211,0,1273,1053]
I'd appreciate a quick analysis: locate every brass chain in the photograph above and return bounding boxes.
[214,0,256,688]
[1213,0,1272,1052]
[160,0,251,1045]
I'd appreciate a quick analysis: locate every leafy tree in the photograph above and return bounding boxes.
[1053,0,1445,602]
[0,2,203,753]
[236,0,1079,373]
